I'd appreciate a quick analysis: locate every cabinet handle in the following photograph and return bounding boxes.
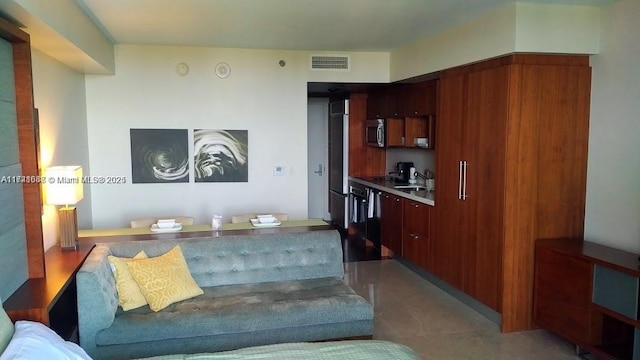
[462,161,468,200]
[458,161,463,200]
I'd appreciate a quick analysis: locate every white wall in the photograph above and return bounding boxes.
[390,4,516,82]
[514,3,600,54]
[584,0,640,252]
[31,49,92,250]
[85,45,388,228]
[390,2,601,82]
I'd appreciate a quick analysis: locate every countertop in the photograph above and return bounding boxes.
[349,176,435,206]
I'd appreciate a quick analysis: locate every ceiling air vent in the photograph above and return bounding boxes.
[310,55,350,71]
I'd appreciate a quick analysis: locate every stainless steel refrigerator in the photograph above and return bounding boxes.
[328,99,349,230]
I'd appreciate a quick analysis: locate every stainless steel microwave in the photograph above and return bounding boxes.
[365,119,385,147]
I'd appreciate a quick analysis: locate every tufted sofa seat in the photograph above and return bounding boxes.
[76,230,373,360]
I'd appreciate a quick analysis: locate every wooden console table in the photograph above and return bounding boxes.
[78,219,332,243]
[534,238,640,360]
[2,243,94,342]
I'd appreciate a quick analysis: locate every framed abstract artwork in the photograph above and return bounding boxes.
[130,129,189,183]
[193,129,248,182]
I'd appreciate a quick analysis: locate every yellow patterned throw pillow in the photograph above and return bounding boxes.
[127,246,203,312]
[108,251,149,311]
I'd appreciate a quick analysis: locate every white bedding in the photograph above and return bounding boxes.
[138,340,420,360]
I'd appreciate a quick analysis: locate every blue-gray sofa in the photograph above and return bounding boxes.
[76,230,373,360]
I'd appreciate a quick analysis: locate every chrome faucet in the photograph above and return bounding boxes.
[414,172,428,181]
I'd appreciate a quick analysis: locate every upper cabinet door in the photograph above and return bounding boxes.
[404,80,437,116]
[366,89,388,119]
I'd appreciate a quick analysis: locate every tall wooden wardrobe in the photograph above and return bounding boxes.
[432,54,591,332]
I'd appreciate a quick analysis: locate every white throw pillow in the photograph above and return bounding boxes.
[0,321,91,360]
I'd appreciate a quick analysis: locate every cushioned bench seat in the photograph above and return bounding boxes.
[96,278,372,346]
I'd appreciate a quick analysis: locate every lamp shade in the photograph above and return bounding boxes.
[45,166,83,206]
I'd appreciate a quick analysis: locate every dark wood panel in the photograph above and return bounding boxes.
[501,62,592,332]
[404,117,427,148]
[385,117,404,147]
[380,192,403,255]
[348,93,385,177]
[433,75,465,289]
[534,238,640,360]
[537,238,640,278]
[0,18,30,43]
[440,53,590,78]
[464,65,508,312]
[366,89,388,119]
[404,80,437,116]
[402,200,429,269]
[534,64,591,239]
[435,55,591,332]
[533,245,593,345]
[0,17,44,279]
[4,243,93,324]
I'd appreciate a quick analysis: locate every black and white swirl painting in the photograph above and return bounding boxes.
[194,129,248,182]
[130,129,189,183]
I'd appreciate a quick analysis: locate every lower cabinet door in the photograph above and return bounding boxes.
[380,192,403,255]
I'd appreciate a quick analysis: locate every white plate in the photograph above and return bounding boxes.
[250,219,281,227]
[150,223,183,233]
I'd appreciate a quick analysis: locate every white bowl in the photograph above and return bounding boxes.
[156,219,176,228]
[257,215,276,224]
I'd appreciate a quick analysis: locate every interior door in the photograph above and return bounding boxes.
[433,75,465,289]
[307,98,329,220]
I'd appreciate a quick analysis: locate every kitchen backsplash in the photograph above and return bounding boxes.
[385,148,435,178]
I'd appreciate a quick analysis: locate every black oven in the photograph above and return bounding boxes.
[365,119,385,147]
[348,182,381,249]
[349,183,368,240]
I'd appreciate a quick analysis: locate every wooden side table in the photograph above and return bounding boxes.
[2,242,94,342]
[534,238,640,360]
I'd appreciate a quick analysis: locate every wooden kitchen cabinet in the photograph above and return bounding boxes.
[380,192,403,255]
[348,93,385,177]
[386,85,404,117]
[366,88,388,119]
[404,80,437,116]
[402,199,430,269]
[404,116,435,149]
[385,117,405,147]
[434,54,591,332]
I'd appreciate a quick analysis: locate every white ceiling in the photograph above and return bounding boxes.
[76,0,615,52]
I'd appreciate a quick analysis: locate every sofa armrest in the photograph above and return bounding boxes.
[76,245,118,355]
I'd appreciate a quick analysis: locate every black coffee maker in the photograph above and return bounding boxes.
[393,162,414,184]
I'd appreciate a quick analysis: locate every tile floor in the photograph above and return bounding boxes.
[343,259,580,360]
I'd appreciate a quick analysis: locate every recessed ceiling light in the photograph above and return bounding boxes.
[175,62,189,76]
[215,62,230,79]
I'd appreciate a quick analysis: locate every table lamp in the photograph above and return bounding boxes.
[45,166,83,250]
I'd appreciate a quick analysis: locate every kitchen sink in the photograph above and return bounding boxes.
[393,185,427,191]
